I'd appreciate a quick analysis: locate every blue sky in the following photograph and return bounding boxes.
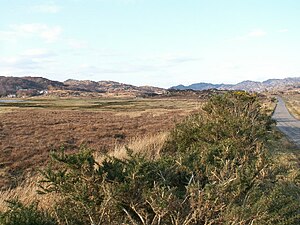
[0,0,299,87]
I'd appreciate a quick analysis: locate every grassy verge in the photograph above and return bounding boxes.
[282,93,300,119]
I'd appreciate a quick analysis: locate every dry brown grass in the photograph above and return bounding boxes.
[274,134,300,161]
[0,133,169,212]
[269,130,300,186]
[0,99,196,189]
[0,175,57,212]
[0,107,14,114]
[94,132,168,163]
[282,92,300,119]
[286,101,300,119]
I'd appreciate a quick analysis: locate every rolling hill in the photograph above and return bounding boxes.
[1,76,299,97]
[0,76,165,97]
[170,77,300,92]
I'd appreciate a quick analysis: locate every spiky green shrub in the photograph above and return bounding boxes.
[164,92,274,153]
[0,199,57,225]
[163,92,273,204]
[38,148,195,224]
[34,92,300,225]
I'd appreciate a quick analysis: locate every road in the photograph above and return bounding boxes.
[272,97,300,148]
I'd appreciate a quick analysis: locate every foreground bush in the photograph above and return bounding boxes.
[0,199,56,225]
[3,92,299,224]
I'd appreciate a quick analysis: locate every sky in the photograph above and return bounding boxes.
[0,0,300,88]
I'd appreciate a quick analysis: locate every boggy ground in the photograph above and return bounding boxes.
[0,97,201,189]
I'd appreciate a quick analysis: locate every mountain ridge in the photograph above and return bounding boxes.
[0,76,299,97]
[170,77,300,92]
[0,76,165,97]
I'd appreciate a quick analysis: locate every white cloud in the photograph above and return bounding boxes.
[74,52,200,76]
[0,49,56,74]
[15,23,44,33]
[232,29,267,41]
[248,29,267,37]
[278,29,289,33]
[40,26,62,42]
[67,39,88,49]
[157,53,200,64]
[0,30,17,41]
[21,48,56,58]
[220,62,241,70]
[31,3,61,13]
[3,23,62,43]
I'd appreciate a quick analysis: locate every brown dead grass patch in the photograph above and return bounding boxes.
[94,132,168,163]
[0,98,199,190]
[0,133,169,212]
[0,175,57,212]
[282,92,300,119]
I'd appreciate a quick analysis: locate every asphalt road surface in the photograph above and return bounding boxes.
[272,97,300,148]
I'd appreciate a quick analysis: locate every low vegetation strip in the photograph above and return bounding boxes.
[1,92,299,225]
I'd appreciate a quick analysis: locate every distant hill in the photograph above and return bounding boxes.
[174,83,224,90]
[170,77,300,92]
[0,76,64,96]
[63,79,165,94]
[1,76,299,97]
[0,76,165,97]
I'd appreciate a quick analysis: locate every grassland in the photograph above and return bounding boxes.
[282,91,300,119]
[0,93,280,190]
[1,93,299,225]
[0,97,202,190]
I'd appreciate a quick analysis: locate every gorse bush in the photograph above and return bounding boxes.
[2,92,299,224]
[162,92,275,207]
[164,92,274,153]
[37,92,299,224]
[0,199,57,225]
[38,149,194,224]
